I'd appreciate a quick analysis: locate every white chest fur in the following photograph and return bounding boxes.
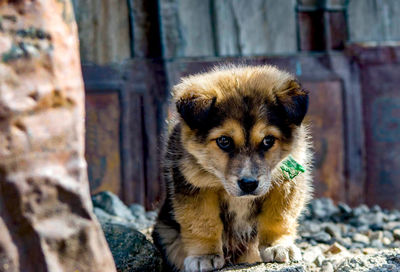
[222,196,258,245]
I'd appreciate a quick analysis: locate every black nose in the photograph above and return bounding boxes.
[238,177,259,194]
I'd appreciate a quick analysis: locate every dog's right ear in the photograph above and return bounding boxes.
[176,95,217,130]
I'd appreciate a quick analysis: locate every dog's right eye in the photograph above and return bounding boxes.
[216,136,234,151]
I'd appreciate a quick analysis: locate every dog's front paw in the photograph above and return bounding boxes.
[183,254,224,272]
[260,244,302,263]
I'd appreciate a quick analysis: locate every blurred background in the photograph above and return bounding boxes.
[70,0,400,210]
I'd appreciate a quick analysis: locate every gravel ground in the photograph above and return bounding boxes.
[296,198,400,271]
[93,192,400,271]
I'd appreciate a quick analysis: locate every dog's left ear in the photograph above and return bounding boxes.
[176,94,217,130]
[275,80,309,126]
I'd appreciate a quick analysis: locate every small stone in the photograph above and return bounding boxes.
[321,261,334,272]
[357,225,370,233]
[314,254,325,266]
[361,212,384,228]
[325,242,346,254]
[370,223,384,231]
[352,233,370,245]
[338,202,352,215]
[324,223,342,239]
[393,229,400,240]
[362,247,377,254]
[369,231,383,241]
[382,237,391,245]
[337,237,352,248]
[384,221,400,231]
[370,239,383,248]
[303,246,322,263]
[307,221,321,233]
[312,231,332,244]
[386,214,398,222]
[350,242,365,249]
[309,198,339,220]
[92,191,135,221]
[353,204,369,217]
[129,203,146,216]
[340,224,349,234]
[383,230,394,241]
[371,205,382,213]
[391,241,400,248]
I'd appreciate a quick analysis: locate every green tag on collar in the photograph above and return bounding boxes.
[280,155,305,180]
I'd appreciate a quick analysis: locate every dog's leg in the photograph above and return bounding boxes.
[258,229,301,263]
[236,240,262,264]
[174,190,224,272]
[257,185,304,263]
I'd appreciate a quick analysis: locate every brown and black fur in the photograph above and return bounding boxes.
[152,65,313,272]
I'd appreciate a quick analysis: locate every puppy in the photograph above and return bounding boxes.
[152,65,312,272]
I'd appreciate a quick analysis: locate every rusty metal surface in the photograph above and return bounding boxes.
[303,80,345,201]
[85,92,122,194]
[349,45,400,208]
[82,59,167,209]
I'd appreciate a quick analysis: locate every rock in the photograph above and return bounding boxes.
[353,204,370,216]
[384,221,400,231]
[325,242,346,255]
[312,231,332,243]
[370,239,383,248]
[101,222,162,272]
[92,192,155,230]
[92,191,136,221]
[352,233,370,245]
[130,203,146,216]
[314,255,325,266]
[0,1,116,271]
[391,241,400,248]
[371,205,382,213]
[383,230,394,241]
[130,203,152,227]
[303,246,322,263]
[320,261,334,272]
[338,202,352,215]
[335,249,400,272]
[299,221,321,234]
[337,237,352,248]
[94,205,153,231]
[350,242,365,249]
[323,223,342,239]
[146,211,158,221]
[356,225,370,233]
[309,198,339,220]
[351,212,384,228]
[382,237,391,246]
[362,248,378,255]
[369,231,383,241]
[393,229,400,240]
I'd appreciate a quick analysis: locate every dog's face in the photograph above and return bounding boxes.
[174,66,308,197]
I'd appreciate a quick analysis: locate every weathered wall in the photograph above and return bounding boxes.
[0,1,116,271]
[349,45,400,209]
[159,0,297,58]
[71,0,131,64]
[348,0,400,43]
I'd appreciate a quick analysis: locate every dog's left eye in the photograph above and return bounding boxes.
[262,135,275,150]
[216,136,234,151]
